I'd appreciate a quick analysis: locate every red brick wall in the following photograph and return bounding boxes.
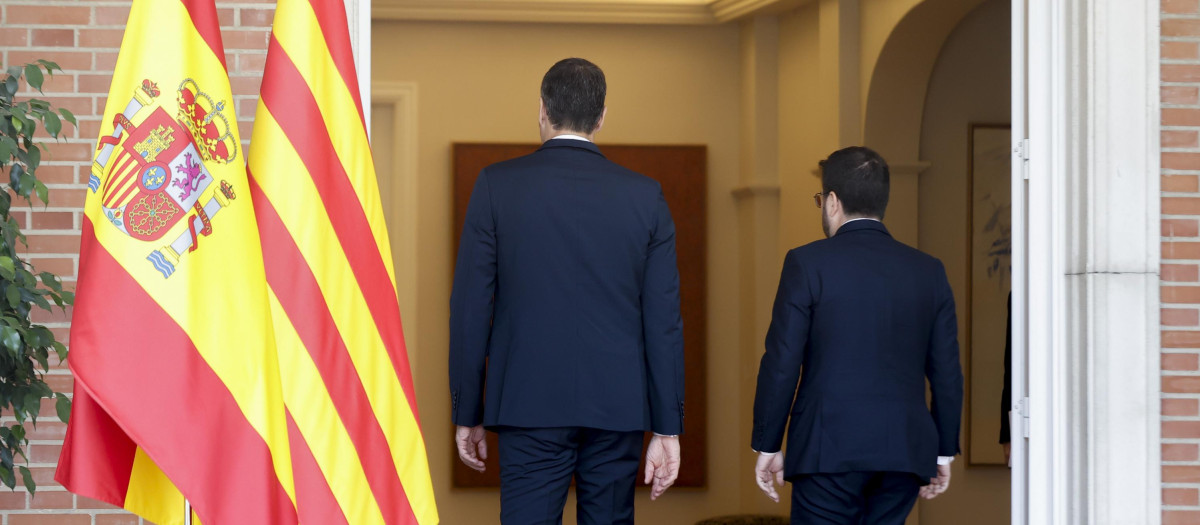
[1164,1,1200,523]
[0,1,272,523]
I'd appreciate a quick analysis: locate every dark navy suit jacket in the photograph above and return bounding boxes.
[751,220,963,480]
[449,138,685,435]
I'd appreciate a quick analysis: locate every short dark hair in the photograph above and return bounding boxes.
[540,58,606,133]
[819,146,890,219]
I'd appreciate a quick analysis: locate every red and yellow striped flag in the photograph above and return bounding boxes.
[247,0,438,523]
[55,1,300,524]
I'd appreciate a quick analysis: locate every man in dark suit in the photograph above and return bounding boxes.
[449,58,685,524]
[750,147,963,524]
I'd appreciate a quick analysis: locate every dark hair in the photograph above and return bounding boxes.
[819,146,890,219]
[540,58,606,133]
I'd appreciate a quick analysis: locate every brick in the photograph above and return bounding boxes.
[8,515,89,525]
[77,496,119,511]
[1165,397,1200,416]
[29,258,76,278]
[1165,41,1200,60]
[1164,375,1200,392]
[44,374,72,394]
[1164,18,1200,37]
[1165,219,1200,238]
[33,165,77,186]
[6,5,91,25]
[31,29,74,48]
[8,51,91,72]
[218,7,236,27]
[1166,511,1200,525]
[1164,308,1200,326]
[27,467,61,487]
[0,28,30,47]
[1164,152,1200,170]
[238,52,268,75]
[31,305,71,325]
[94,52,120,73]
[24,421,67,441]
[1166,175,1200,193]
[240,7,276,27]
[1165,330,1200,347]
[78,73,117,94]
[1165,86,1200,106]
[1164,108,1200,126]
[23,234,82,255]
[222,29,270,51]
[29,490,74,510]
[1165,0,1200,14]
[1165,442,1200,461]
[1163,285,1200,303]
[77,28,127,49]
[1165,130,1199,148]
[1164,64,1200,83]
[1165,464,1200,482]
[1165,197,1200,215]
[94,5,131,26]
[1165,264,1200,281]
[0,489,27,509]
[28,444,63,464]
[1166,487,1200,506]
[31,211,76,230]
[1165,352,1200,371]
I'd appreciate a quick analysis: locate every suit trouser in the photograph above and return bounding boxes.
[496,426,643,525]
[790,472,921,525]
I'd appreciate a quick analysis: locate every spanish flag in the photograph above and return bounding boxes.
[56,1,298,524]
[246,0,438,523]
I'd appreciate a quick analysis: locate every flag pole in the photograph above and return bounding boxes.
[185,499,193,525]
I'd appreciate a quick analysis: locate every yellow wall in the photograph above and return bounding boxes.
[372,19,748,524]
[916,0,1011,523]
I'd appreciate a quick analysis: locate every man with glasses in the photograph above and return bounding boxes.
[750,146,964,524]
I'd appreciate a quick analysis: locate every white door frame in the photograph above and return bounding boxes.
[1015,0,1162,522]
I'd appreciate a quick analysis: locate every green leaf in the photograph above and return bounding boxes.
[26,145,40,172]
[24,393,39,421]
[34,350,48,372]
[33,181,47,208]
[58,108,76,126]
[43,112,61,138]
[19,466,34,495]
[23,65,43,93]
[55,395,70,424]
[18,173,34,198]
[0,257,14,281]
[0,138,13,164]
[10,118,21,134]
[37,272,60,292]
[0,466,13,490]
[4,287,20,311]
[52,342,66,362]
[3,76,17,98]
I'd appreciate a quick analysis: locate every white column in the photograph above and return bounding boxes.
[1025,0,1162,523]
[345,0,372,132]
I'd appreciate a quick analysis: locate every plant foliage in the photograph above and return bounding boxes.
[0,60,78,494]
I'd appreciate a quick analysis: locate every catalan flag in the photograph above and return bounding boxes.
[56,1,298,524]
[246,0,438,523]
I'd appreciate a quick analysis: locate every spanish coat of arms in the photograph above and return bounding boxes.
[90,78,238,278]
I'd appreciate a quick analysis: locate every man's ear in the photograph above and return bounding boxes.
[826,191,842,216]
[593,107,608,134]
[539,98,549,126]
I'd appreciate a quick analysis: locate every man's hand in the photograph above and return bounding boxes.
[919,463,952,500]
[643,435,680,500]
[754,452,785,503]
[455,425,487,472]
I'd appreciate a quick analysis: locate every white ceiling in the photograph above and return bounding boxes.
[373,0,803,25]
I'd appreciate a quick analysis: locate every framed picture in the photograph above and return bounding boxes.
[966,124,1012,466]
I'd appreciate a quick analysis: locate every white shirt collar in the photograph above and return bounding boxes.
[843,217,882,225]
[551,134,592,142]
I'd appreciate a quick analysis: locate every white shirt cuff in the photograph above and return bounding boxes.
[937,456,955,466]
[653,433,678,437]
